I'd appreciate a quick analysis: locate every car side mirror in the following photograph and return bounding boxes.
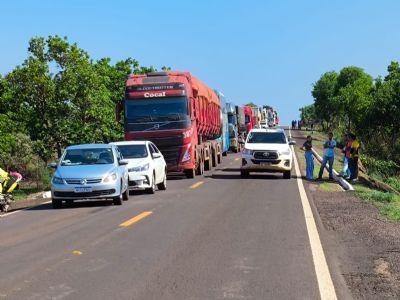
[152,152,162,159]
[119,159,129,166]
[289,140,296,146]
[48,162,58,169]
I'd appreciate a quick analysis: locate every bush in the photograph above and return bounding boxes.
[360,155,400,178]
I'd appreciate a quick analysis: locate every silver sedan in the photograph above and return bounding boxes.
[50,144,129,208]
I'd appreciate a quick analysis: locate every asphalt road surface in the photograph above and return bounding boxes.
[0,151,344,299]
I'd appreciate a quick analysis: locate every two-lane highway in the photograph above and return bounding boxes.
[0,152,338,299]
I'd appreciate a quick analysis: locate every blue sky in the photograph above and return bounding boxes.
[1,0,400,124]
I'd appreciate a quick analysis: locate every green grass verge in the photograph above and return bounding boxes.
[354,183,400,221]
[12,188,42,201]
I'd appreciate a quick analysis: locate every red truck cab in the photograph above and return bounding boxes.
[243,106,254,133]
[122,71,222,178]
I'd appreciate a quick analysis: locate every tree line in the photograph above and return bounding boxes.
[300,63,400,165]
[0,36,166,183]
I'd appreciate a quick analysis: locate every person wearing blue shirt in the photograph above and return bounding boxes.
[317,132,336,181]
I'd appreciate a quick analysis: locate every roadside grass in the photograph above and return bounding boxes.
[385,177,400,192]
[300,130,344,173]
[297,129,400,221]
[354,183,400,221]
[294,142,341,192]
[12,187,42,201]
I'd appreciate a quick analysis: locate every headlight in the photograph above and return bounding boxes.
[103,172,118,183]
[52,176,64,185]
[280,149,291,156]
[128,163,149,172]
[242,148,253,155]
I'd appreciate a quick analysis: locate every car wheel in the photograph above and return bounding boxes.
[157,172,167,190]
[146,174,156,194]
[122,188,129,201]
[113,194,123,205]
[283,170,291,179]
[240,170,249,178]
[52,198,62,209]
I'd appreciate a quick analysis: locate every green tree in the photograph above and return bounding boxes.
[334,66,374,131]
[311,71,338,130]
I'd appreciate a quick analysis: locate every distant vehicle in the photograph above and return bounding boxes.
[226,103,246,152]
[244,106,255,133]
[118,71,223,178]
[215,91,230,156]
[260,120,268,128]
[111,141,167,194]
[240,129,295,179]
[50,144,129,208]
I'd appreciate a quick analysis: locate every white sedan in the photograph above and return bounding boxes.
[111,141,167,194]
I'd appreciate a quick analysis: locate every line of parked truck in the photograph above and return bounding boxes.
[117,71,279,179]
[47,70,281,209]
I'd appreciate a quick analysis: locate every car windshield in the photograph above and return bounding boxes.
[125,96,191,131]
[125,96,188,122]
[61,148,114,166]
[247,132,287,144]
[117,144,148,159]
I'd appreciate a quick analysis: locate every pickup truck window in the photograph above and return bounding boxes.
[247,132,286,144]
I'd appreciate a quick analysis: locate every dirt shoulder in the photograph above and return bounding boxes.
[292,129,400,299]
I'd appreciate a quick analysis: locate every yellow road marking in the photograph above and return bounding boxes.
[235,157,240,161]
[72,250,82,255]
[119,211,153,227]
[189,181,204,189]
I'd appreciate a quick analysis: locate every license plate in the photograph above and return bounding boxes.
[260,162,271,166]
[74,187,92,193]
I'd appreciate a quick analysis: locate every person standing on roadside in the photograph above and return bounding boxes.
[317,132,336,181]
[348,133,360,181]
[301,135,314,180]
[340,134,352,179]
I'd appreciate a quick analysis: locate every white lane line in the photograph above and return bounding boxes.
[289,128,337,299]
[0,201,52,218]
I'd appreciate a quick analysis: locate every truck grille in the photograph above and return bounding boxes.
[133,135,184,167]
[251,159,281,165]
[158,146,183,166]
[253,151,279,160]
[65,178,102,185]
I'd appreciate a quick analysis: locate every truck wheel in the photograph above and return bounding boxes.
[146,174,156,194]
[240,170,249,178]
[196,160,204,175]
[157,173,167,190]
[204,159,211,171]
[52,198,62,209]
[185,169,195,179]
[283,171,291,179]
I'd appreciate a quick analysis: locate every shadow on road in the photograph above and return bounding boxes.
[28,200,114,211]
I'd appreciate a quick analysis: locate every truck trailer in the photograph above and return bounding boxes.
[226,103,246,152]
[121,71,222,178]
[215,91,230,156]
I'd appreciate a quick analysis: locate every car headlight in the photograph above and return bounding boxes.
[52,176,64,185]
[280,149,291,156]
[103,172,118,183]
[242,148,253,155]
[128,163,149,172]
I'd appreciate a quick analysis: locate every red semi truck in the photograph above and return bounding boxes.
[243,106,255,133]
[120,71,222,178]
